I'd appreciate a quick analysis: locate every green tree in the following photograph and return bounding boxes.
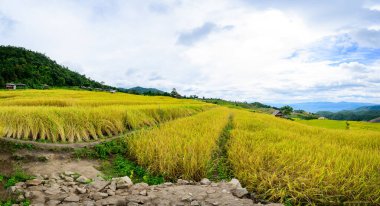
[280,105,293,116]
[170,88,181,98]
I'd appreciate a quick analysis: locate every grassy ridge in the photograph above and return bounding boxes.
[127,107,230,180]
[228,110,380,204]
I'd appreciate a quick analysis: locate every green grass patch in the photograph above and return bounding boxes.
[0,200,30,206]
[74,139,129,159]
[100,155,164,185]
[207,115,233,181]
[4,169,33,189]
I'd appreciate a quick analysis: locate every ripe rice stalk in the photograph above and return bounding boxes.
[127,107,230,180]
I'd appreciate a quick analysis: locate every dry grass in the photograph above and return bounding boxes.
[127,107,231,180]
[228,109,380,204]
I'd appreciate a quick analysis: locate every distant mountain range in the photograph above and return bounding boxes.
[274,102,376,113]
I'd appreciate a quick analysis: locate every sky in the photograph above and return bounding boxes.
[0,0,380,104]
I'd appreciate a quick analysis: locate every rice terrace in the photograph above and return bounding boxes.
[1,1,380,206]
[0,89,379,205]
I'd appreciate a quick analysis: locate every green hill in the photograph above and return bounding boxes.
[0,45,104,88]
[317,107,380,121]
[119,86,168,95]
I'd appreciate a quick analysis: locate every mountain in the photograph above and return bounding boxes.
[355,105,380,111]
[0,45,104,88]
[277,102,376,113]
[119,86,167,95]
[316,104,380,121]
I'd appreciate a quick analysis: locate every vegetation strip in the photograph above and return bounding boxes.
[207,114,233,181]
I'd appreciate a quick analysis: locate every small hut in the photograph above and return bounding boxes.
[5,83,16,90]
[272,110,284,117]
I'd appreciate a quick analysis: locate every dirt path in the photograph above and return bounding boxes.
[20,150,101,179]
[0,146,102,202]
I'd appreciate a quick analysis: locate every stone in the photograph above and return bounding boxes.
[139,190,147,196]
[64,171,76,176]
[26,179,43,186]
[82,201,95,206]
[30,191,46,203]
[63,176,74,182]
[131,182,149,190]
[76,176,90,184]
[9,186,20,193]
[90,179,110,192]
[64,194,80,202]
[211,183,218,187]
[127,203,139,206]
[232,188,249,198]
[113,176,133,189]
[125,195,150,204]
[24,191,31,199]
[109,181,116,191]
[191,200,200,206]
[106,189,115,196]
[181,194,193,202]
[98,196,125,205]
[45,188,61,195]
[15,182,25,188]
[50,173,61,180]
[229,178,242,188]
[177,179,189,185]
[206,189,216,194]
[17,194,25,201]
[76,187,87,194]
[200,178,211,185]
[131,190,140,195]
[164,182,173,186]
[47,193,69,202]
[46,200,61,206]
[92,192,108,200]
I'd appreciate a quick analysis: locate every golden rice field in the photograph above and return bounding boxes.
[228,109,380,204]
[1,89,380,204]
[0,89,212,142]
[127,107,230,180]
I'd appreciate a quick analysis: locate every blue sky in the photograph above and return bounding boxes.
[0,0,380,103]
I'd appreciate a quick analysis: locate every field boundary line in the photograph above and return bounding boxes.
[0,131,136,149]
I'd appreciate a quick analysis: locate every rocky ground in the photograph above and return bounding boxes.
[8,172,282,206]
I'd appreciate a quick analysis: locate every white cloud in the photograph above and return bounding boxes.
[0,0,379,103]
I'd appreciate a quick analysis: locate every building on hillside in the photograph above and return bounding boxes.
[5,83,16,89]
[272,110,284,117]
[318,116,326,120]
[15,83,26,89]
[109,90,117,93]
[5,83,27,90]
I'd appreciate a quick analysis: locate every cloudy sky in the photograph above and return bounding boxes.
[1,0,380,103]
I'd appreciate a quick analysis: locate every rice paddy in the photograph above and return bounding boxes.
[228,109,380,204]
[0,90,212,142]
[1,89,380,204]
[127,107,231,180]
